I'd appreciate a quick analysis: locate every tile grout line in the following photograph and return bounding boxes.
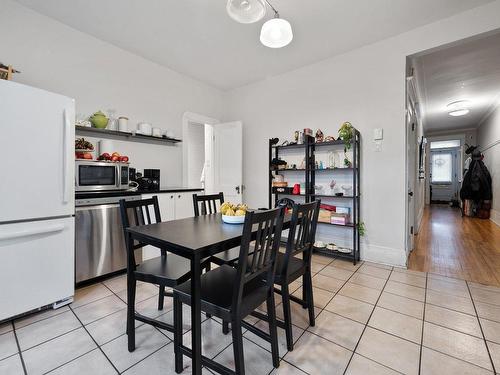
[67,304,121,375]
[417,271,429,375]
[277,259,363,374]
[244,257,357,375]
[342,267,394,375]
[275,257,349,375]
[466,280,497,374]
[11,321,28,375]
[11,306,71,332]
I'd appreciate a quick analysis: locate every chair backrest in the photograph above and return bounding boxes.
[192,192,224,216]
[280,200,321,277]
[232,207,285,311]
[119,196,162,266]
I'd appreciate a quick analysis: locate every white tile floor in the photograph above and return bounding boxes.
[2,254,500,374]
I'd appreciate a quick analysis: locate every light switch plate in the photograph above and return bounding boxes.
[373,128,383,140]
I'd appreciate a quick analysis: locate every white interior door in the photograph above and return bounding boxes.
[213,121,243,204]
[406,115,416,254]
[0,81,75,222]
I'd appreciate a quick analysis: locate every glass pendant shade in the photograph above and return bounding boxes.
[260,18,293,48]
[226,0,267,24]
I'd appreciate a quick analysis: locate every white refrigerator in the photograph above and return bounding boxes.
[0,80,75,321]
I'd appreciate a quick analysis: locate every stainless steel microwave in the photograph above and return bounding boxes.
[75,160,129,191]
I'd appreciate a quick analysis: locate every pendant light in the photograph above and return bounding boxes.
[260,15,293,48]
[226,0,267,24]
[226,0,293,48]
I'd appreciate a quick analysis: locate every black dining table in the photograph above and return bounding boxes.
[126,212,291,375]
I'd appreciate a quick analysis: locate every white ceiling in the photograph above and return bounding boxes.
[413,31,500,132]
[15,0,494,90]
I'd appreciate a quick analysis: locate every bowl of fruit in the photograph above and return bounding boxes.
[97,152,129,163]
[221,202,248,224]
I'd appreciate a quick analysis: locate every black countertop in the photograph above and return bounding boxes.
[75,187,204,199]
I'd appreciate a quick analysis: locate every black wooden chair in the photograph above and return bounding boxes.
[193,192,242,266]
[173,207,285,375]
[252,200,320,351]
[119,196,210,352]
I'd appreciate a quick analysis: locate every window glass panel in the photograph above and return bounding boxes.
[431,153,452,183]
[430,140,460,149]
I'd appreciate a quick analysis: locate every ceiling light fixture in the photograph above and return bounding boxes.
[226,0,267,24]
[226,0,293,48]
[447,100,471,117]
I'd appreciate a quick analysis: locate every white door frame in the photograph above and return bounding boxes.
[182,112,220,187]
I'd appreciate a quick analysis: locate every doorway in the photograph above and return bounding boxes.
[404,30,500,283]
[182,113,244,203]
[429,145,459,203]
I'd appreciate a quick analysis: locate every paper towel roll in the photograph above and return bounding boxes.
[99,140,114,155]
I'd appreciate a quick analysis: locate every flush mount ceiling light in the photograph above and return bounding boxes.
[447,100,471,117]
[226,0,293,48]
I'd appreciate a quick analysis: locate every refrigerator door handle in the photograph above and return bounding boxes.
[62,108,72,204]
[0,223,65,242]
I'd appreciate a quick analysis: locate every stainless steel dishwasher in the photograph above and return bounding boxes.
[75,195,142,283]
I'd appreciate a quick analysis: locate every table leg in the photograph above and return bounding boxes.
[190,254,202,375]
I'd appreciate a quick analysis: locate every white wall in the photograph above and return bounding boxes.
[225,1,500,266]
[477,104,500,226]
[0,0,224,187]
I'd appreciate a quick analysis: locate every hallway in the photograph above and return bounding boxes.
[408,205,500,287]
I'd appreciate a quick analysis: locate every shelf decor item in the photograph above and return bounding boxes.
[338,122,354,150]
[0,63,20,80]
[89,111,109,129]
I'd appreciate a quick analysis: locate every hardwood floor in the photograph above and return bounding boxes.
[408,204,500,286]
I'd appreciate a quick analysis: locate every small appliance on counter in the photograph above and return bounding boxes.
[75,159,129,192]
[138,169,160,191]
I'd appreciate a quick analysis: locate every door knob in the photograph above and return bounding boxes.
[408,191,414,197]
[235,186,240,194]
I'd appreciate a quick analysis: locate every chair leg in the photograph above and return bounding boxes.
[127,276,136,352]
[173,294,183,374]
[302,274,308,308]
[305,269,315,327]
[231,318,245,375]
[158,285,165,310]
[222,320,230,334]
[281,284,294,351]
[205,262,212,319]
[266,292,280,368]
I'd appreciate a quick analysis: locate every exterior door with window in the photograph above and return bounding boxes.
[430,149,458,202]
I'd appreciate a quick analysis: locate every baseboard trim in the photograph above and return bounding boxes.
[491,209,500,227]
[360,243,406,268]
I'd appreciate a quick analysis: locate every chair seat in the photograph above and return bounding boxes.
[135,254,194,287]
[174,265,268,318]
[274,253,307,284]
[210,247,241,265]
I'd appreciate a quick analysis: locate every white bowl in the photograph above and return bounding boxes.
[222,215,245,224]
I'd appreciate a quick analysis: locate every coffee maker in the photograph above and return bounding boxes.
[140,169,160,191]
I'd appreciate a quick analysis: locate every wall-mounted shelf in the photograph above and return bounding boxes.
[75,126,182,146]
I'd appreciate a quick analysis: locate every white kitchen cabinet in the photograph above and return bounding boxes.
[140,190,202,260]
[174,192,196,220]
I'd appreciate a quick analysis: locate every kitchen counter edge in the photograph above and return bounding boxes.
[75,187,204,199]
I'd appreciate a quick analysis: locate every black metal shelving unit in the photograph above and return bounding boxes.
[268,130,361,264]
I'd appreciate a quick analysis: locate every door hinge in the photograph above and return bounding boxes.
[411,123,415,131]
